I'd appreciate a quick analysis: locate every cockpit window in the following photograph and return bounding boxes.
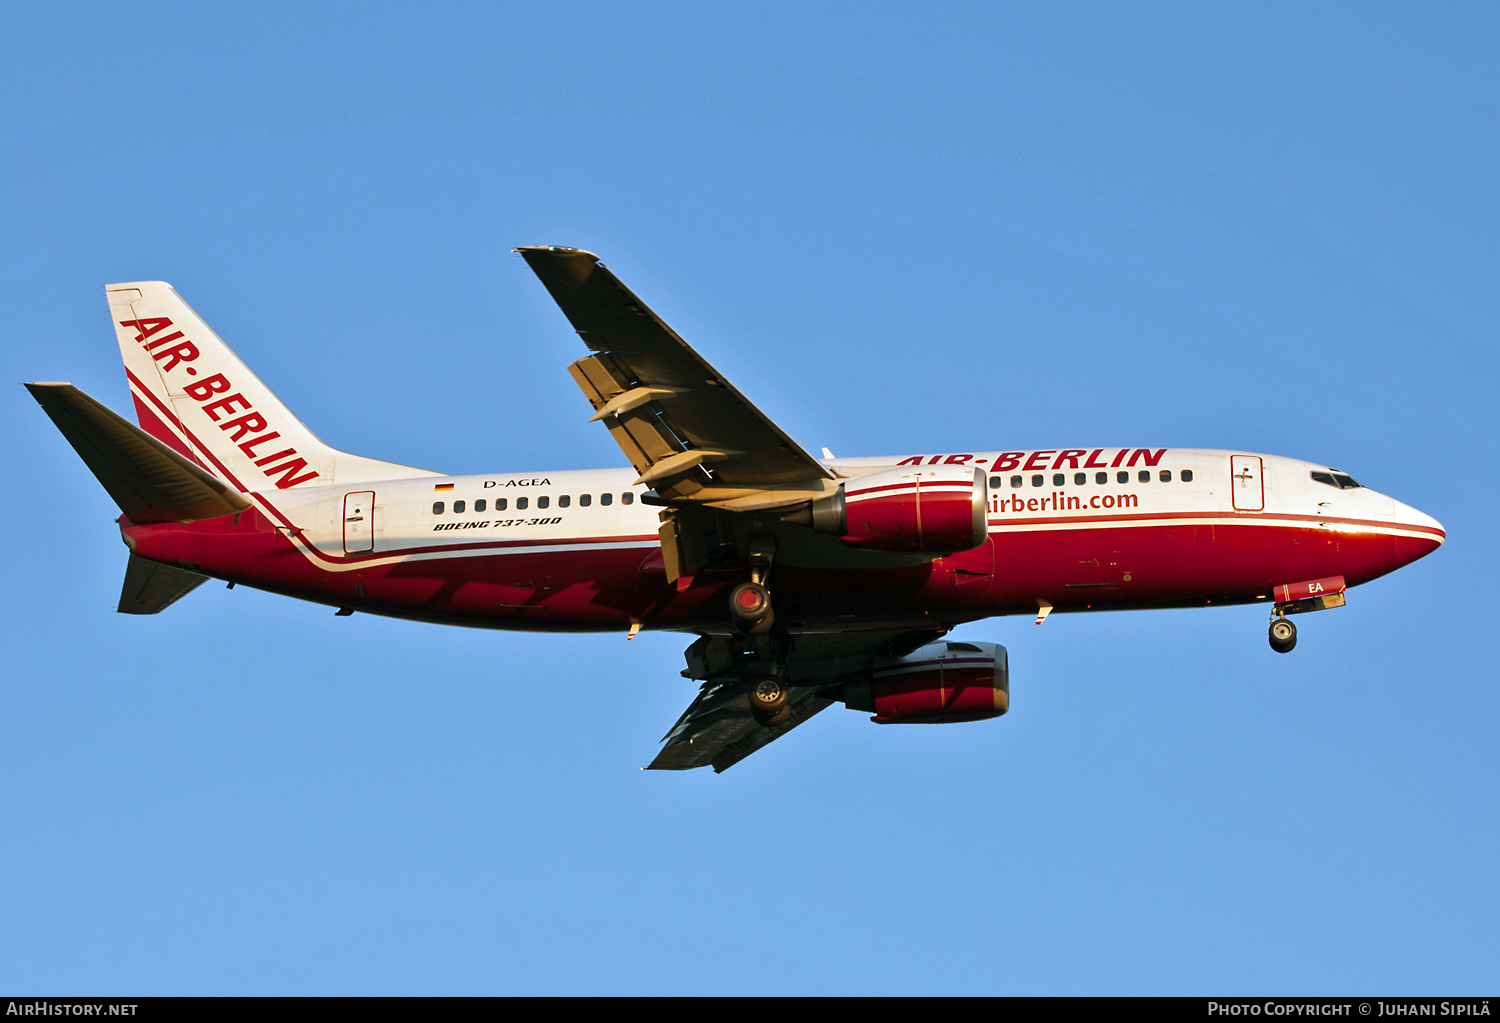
[1311,470,1362,490]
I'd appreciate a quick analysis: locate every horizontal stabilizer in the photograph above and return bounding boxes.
[118,554,208,614]
[26,382,251,523]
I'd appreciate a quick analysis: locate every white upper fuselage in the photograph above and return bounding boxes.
[252,448,1441,569]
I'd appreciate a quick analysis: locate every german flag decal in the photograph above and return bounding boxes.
[433,483,454,492]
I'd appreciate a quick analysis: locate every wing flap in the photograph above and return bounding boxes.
[519,247,831,494]
[566,355,677,477]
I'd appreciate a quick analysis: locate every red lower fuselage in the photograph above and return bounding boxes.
[119,447,1444,635]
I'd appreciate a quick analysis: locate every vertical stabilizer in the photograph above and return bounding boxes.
[107,282,437,492]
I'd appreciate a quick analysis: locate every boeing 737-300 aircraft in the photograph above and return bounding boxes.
[27,247,1445,771]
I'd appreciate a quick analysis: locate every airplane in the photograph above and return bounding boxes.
[26,246,1446,772]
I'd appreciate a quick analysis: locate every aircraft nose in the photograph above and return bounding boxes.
[1394,499,1444,540]
[1389,498,1445,565]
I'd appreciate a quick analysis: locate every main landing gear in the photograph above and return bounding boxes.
[729,581,773,635]
[726,538,788,724]
[1268,616,1297,654]
[747,675,791,726]
[727,537,777,636]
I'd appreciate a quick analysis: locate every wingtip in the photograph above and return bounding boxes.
[513,245,601,261]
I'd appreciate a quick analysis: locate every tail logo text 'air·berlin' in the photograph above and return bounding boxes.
[120,317,318,489]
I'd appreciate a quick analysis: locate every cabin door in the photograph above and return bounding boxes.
[1230,456,1264,512]
[343,491,375,554]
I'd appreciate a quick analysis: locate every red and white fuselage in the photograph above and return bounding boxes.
[119,446,1443,633]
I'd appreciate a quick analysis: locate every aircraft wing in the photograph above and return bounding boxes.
[516,247,833,503]
[648,678,836,773]
[649,628,946,772]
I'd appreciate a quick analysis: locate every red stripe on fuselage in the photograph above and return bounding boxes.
[988,508,1445,540]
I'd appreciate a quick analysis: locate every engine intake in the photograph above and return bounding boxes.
[842,640,1009,724]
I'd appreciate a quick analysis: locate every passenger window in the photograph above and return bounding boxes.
[537,496,550,510]
[1031,474,1044,487]
[1181,469,1194,483]
[1074,472,1086,486]
[1159,470,1172,482]
[432,501,444,515]
[1138,471,1150,483]
[599,493,611,506]
[516,497,528,511]
[453,500,466,513]
[1117,471,1129,484]
[580,494,592,507]
[558,495,570,508]
[989,476,1001,488]
[1095,472,1108,484]
[1010,476,1022,488]
[476,499,487,512]
[1052,473,1065,486]
[496,498,507,511]
[621,493,633,505]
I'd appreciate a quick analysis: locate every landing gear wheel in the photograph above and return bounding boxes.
[748,676,791,726]
[729,581,774,636]
[1269,617,1297,654]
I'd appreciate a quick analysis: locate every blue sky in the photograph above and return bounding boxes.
[2,2,1496,994]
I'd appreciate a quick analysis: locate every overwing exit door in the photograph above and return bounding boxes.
[1230,456,1264,512]
[343,491,375,554]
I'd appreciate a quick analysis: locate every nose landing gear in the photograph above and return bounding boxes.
[1265,576,1347,653]
[1268,616,1297,654]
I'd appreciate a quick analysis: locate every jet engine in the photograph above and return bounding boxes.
[841,640,1009,724]
[784,465,989,554]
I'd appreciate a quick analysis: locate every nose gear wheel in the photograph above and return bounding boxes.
[1268,617,1297,653]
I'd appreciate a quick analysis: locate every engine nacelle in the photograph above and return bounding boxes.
[842,640,1009,724]
[796,465,987,553]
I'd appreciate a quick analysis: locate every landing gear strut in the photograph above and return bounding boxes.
[1268,616,1297,654]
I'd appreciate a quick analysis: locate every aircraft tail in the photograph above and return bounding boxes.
[106,282,438,493]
